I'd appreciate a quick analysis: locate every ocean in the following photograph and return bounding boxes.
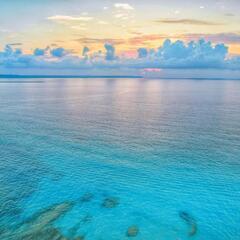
[0,78,240,240]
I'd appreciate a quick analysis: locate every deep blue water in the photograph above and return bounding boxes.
[0,78,240,240]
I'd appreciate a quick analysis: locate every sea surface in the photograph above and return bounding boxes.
[0,78,240,240]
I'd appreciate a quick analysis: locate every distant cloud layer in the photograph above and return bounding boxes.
[156,18,222,26]
[0,39,240,72]
[185,33,240,44]
[47,15,93,22]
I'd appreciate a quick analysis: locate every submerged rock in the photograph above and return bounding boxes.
[126,225,139,237]
[80,193,93,203]
[189,224,197,237]
[21,227,67,240]
[74,236,85,240]
[179,211,197,236]
[2,226,69,240]
[102,197,119,208]
[24,201,74,227]
[9,201,74,240]
[68,214,92,238]
[82,214,92,224]
[68,220,82,238]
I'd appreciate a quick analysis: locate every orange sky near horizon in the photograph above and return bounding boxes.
[1,0,240,56]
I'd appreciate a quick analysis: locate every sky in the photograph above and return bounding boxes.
[0,0,240,75]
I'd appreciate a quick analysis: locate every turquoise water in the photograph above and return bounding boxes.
[0,78,240,240]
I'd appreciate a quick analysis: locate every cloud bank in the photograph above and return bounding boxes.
[0,39,240,74]
[156,18,221,26]
[47,15,93,22]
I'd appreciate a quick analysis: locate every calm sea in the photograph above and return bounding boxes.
[0,78,240,240]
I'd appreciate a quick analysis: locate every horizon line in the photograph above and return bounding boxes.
[0,74,143,79]
[1,74,240,81]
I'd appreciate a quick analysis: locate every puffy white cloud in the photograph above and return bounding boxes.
[113,2,135,21]
[154,39,228,68]
[82,46,90,59]
[47,15,93,22]
[50,47,69,58]
[138,48,148,58]
[104,43,116,61]
[114,3,134,10]
[34,47,49,56]
[0,45,22,57]
[0,39,239,72]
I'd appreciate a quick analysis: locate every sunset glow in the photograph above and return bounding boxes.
[1,0,240,55]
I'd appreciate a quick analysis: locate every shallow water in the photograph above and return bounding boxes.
[0,78,240,240]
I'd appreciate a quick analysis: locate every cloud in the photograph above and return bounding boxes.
[128,34,169,45]
[8,43,23,46]
[0,39,240,72]
[138,48,148,58]
[115,14,133,20]
[104,43,116,60]
[114,3,134,10]
[154,39,228,68]
[74,37,125,45]
[82,46,90,58]
[225,13,235,17]
[50,47,69,58]
[114,11,133,20]
[114,13,127,19]
[156,18,222,26]
[113,3,135,21]
[97,20,109,25]
[47,15,93,22]
[34,48,46,56]
[184,33,240,44]
[71,26,87,30]
[0,28,11,34]
[1,45,22,57]
[81,12,89,16]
